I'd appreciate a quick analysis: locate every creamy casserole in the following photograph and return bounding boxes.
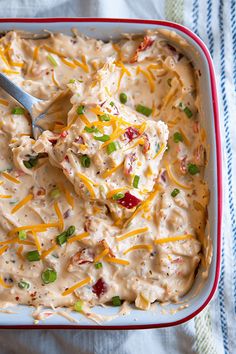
[0,29,210,313]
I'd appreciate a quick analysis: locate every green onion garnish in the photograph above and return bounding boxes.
[136,104,152,117]
[171,188,180,198]
[167,78,172,87]
[26,250,40,262]
[41,268,57,284]
[12,107,25,115]
[94,134,110,142]
[84,126,99,133]
[173,132,183,143]
[184,107,193,118]
[95,262,103,269]
[23,156,38,169]
[18,280,30,290]
[69,79,76,83]
[112,296,121,306]
[47,54,58,67]
[56,231,68,246]
[80,155,91,168]
[188,163,200,175]
[133,175,140,189]
[74,300,83,312]
[76,105,85,115]
[119,92,127,104]
[50,188,61,199]
[112,193,125,200]
[110,101,115,107]
[18,230,27,241]
[99,114,110,122]
[179,102,193,118]
[56,225,75,246]
[67,225,76,237]
[107,142,117,155]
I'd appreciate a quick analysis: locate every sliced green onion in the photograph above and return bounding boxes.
[171,188,180,198]
[112,193,125,200]
[179,102,193,118]
[23,156,38,169]
[84,126,99,133]
[26,250,40,262]
[94,134,110,142]
[99,114,110,122]
[74,300,83,312]
[18,230,27,241]
[119,92,127,104]
[112,296,121,306]
[167,78,172,87]
[18,280,30,290]
[107,142,117,155]
[69,79,76,83]
[136,104,152,117]
[56,231,68,246]
[110,101,115,107]
[41,268,57,284]
[12,107,25,115]
[50,188,61,199]
[133,175,140,189]
[155,142,160,153]
[188,163,200,175]
[173,132,183,143]
[47,54,58,67]
[80,155,91,168]
[184,107,193,118]
[95,262,103,269]
[67,225,76,237]
[76,105,85,115]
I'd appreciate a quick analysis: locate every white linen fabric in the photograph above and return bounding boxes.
[0,1,235,353]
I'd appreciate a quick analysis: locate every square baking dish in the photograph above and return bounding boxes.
[0,18,222,329]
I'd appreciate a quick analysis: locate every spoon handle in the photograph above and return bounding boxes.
[0,73,40,114]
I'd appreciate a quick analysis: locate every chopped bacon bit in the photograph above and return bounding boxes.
[63,209,71,219]
[179,157,187,174]
[64,155,69,162]
[124,153,136,175]
[60,131,68,138]
[124,127,140,142]
[118,192,141,209]
[100,239,115,257]
[74,136,84,144]
[49,138,58,146]
[160,170,167,183]
[92,278,107,297]
[70,248,94,265]
[142,133,150,153]
[130,36,155,63]
[194,144,204,162]
[31,186,46,198]
[193,121,200,134]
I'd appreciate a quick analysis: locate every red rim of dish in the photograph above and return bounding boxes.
[0,18,222,330]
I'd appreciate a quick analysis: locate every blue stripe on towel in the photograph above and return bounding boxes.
[192,0,200,36]
[230,0,236,313]
[206,0,214,55]
[218,0,231,352]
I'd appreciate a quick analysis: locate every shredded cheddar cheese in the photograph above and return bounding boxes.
[101,161,123,179]
[1,172,20,184]
[8,223,59,237]
[62,276,91,296]
[0,276,12,289]
[137,66,155,93]
[0,195,12,199]
[94,248,109,263]
[117,227,149,242]
[76,173,97,199]
[104,256,130,265]
[123,244,153,255]
[67,232,89,243]
[11,194,33,214]
[41,244,59,259]
[154,234,195,244]
[16,245,24,261]
[153,143,166,159]
[165,163,192,190]
[61,57,77,69]
[73,55,89,73]
[32,231,41,252]
[54,201,64,232]
[0,245,8,256]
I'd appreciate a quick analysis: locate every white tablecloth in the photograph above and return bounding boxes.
[0,1,235,353]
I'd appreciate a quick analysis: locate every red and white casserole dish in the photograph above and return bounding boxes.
[0,18,222,329]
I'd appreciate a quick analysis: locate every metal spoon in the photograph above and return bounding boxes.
[0,72,64,139]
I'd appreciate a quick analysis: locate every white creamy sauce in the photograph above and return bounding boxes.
[0,29,210,315]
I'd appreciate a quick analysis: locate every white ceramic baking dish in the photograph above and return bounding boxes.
[0,18,222,329]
